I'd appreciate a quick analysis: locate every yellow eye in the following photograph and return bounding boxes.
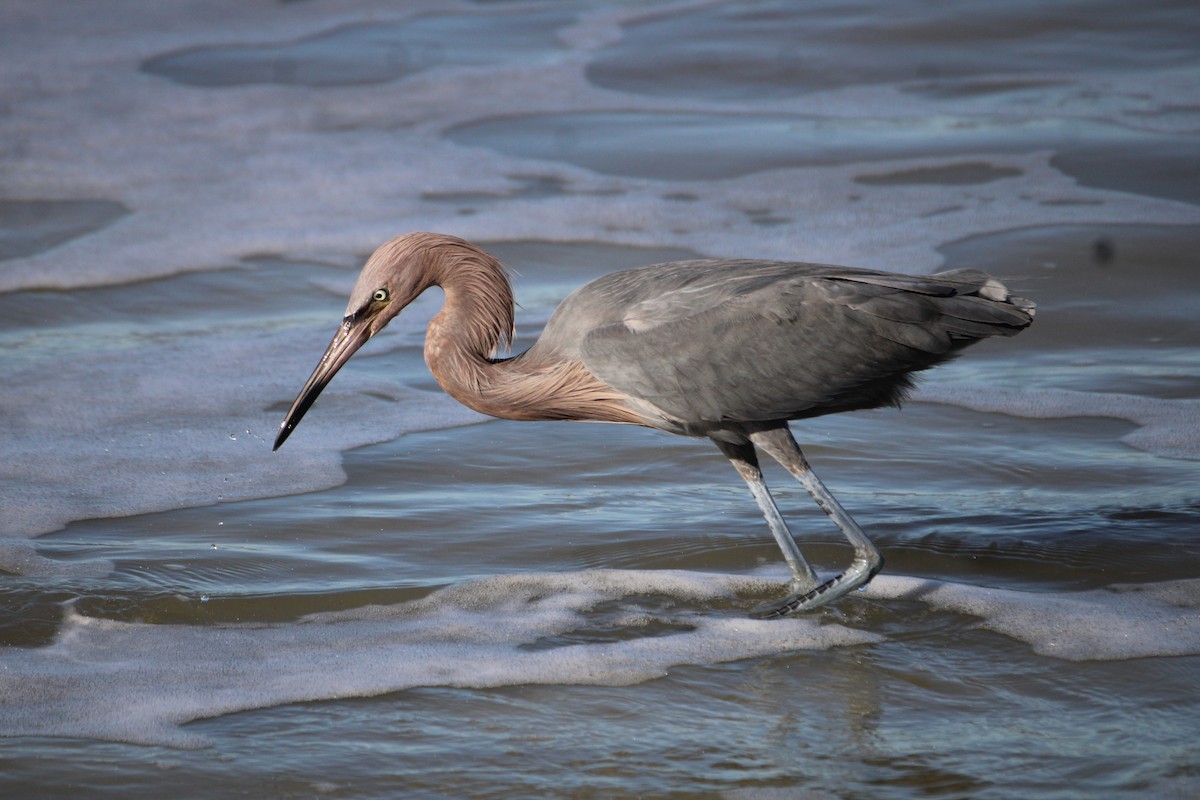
[372,288,389,303]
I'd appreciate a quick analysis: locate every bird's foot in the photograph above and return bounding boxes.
[753,556,884,619]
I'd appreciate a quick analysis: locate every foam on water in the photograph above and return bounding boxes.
[4,4,1198,792]
[865,575,1200,661]
[0,296,482,566]
[2,1,1198,571]
[0,570,878,748]
[585,0,1200,99]
[2,569,1195,748]
[915,385,1200,461]
[3,0,1198,292]
[0,200,130,262]
[141,9,576,88]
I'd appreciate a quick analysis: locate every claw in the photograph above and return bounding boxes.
[754,555,884,619]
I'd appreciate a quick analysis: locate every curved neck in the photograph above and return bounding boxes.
[416,237,642,426]
[419,239,514,409]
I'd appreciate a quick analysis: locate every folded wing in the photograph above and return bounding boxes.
[576,261,1033,427]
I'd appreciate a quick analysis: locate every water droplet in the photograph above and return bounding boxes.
[229,433,237,441]
[200,594,210,603]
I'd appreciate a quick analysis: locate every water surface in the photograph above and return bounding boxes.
[2,1,1199,798]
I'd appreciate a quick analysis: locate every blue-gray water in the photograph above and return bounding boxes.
[2,1,1199,798]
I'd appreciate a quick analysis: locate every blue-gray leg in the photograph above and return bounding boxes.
[713,436,821,594]
[713,427,884,616]
[748,426,884,616]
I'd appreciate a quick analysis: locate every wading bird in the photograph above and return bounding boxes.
[275,232,1033,616]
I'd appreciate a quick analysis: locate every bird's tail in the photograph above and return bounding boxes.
[929,268,1035,339]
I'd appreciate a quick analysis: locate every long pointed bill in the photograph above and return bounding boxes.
[273,317,373,451]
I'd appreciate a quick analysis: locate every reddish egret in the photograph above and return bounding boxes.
[275,232,1033,616]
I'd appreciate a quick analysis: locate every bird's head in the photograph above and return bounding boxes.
[273,234,438,451]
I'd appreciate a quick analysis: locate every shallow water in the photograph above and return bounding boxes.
[3,1,1200,798]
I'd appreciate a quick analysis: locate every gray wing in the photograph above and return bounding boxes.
[573,261,1032,426]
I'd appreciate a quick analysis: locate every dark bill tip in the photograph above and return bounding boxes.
[272,320,370,451]
[273,420,296,452]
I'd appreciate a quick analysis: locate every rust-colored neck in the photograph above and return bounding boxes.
[419,236,514,387]
[414,236,643,425]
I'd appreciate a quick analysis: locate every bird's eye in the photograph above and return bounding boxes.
[372,288,389,303]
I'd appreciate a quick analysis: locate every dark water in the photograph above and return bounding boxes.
[2,1,1199,798]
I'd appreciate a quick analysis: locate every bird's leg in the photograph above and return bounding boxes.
[711,437,820,593]
[748,426,884,617]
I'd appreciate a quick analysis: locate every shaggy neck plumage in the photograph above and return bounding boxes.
[397,236,512,409]
[397,234,641,425]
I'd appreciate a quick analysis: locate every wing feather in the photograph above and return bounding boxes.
[559,260,1031,427]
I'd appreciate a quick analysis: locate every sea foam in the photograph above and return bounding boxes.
[915,385,1200,461]
[3,1,1198,575]
[1,569,1195,748]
